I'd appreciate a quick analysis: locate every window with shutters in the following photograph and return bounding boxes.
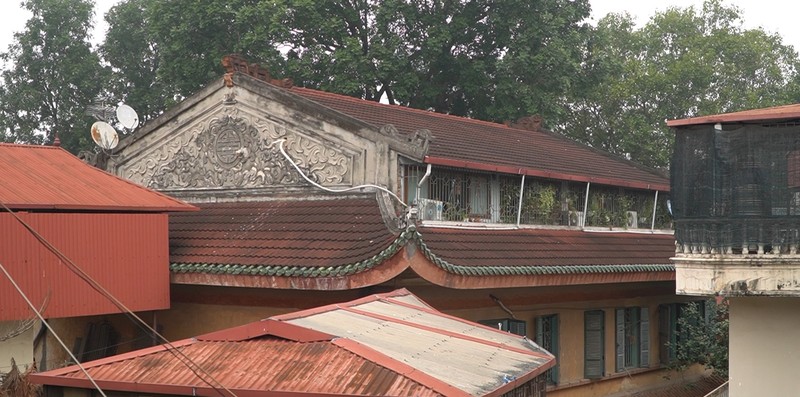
[584,310,605,379]
[536,314,559,384]
[659,301,707,364]
[479,318,527,336]
[615,307,649,372]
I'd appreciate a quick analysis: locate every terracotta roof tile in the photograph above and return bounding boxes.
[290,87,669,190]
[418,227,675,267]
[0,143,194,212]
[169,195,398,268]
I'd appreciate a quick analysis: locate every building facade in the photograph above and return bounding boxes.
[98,56,715,396]
[669,104,800,396]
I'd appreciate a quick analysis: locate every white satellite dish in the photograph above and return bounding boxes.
[91,121,119,150]
[115,104,139,130]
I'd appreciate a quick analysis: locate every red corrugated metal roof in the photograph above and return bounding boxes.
[667,103,800,127]
[419,227,676,267]
[0,143,195,211]
[289,86,669,191]
[169,195,398,267]
[628,375,726,397]
[30,289,554,397]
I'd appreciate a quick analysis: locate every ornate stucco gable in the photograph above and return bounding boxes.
[109,68,429,203]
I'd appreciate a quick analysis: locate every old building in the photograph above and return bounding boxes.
[669,104,800,396]
[99,56,713,396]
[0,143,195,371]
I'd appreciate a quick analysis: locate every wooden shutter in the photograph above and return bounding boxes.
[615,309,624,372]
[640,307,650,368]
[584,310,605,379]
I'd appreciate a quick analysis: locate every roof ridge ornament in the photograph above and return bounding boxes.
[221,54,293,89]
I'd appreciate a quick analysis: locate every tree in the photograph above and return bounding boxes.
[668,299,729,377]
[0,0,108,154]
[101,0,591,126]
[562,0,799,169]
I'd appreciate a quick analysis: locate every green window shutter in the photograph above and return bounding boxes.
[615,309,624,372]
[552,315,559,384]
[535,317,544,344]
[640,307,650,368]
[584,310,605,379]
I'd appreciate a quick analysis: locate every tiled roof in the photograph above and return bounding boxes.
[0,143,194,212]
[291,87,669,190]
[30,289,555,397]
[169,194,676,284]
[418,227,676,269]
[169,195,399,269]
[667,103,800,127]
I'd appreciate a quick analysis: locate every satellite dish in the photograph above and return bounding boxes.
[116,104,139,130]
[91,121,119,150]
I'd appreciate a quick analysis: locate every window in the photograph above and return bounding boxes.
[659,301,706,364]
[615,307,649,371]
[536,314,559,384]
[584,310,604,379]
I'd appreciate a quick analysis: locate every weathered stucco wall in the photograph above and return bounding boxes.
[729,296,800,397]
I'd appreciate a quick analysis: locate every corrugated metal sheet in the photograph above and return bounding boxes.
[0,212,170,321]
[0,143,195,211]
[667,103,800,127]
[30,289,554,397]
[286,307,551,396]
[290,86,669,191]
[52,339,442,397]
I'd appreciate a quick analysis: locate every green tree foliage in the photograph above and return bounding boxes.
[563,0,799,169]
[0,0,108,154]
[101,0,590,125]
[668,299,729,377]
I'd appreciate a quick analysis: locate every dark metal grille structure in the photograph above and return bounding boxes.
[672,124,800,254]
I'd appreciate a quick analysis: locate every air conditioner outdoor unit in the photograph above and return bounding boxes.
[418,198,444,221]
[569,210,584,227]
[626,211,638,228]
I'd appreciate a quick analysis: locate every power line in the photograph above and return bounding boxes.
[0,202,238,397]
[0,261,107,397]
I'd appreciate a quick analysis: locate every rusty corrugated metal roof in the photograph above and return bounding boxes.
[667,103,800,127]
[30,289,554,397]
[289,86,669,191]
[0,143,195,211]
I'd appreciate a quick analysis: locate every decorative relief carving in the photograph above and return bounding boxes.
[379,123,431,153]
[123,110,351,190]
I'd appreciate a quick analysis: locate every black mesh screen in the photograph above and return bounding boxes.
[672,124,800,254]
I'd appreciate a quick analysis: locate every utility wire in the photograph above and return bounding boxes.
[0,261,107,397]
[0,203,238,397]
[275,139,408,207]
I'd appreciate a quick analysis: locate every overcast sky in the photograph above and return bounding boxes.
[0,0,797,57]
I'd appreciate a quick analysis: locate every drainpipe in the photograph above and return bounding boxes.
[516,175,526,227]
[651,190,659,230]
[582,182,590,227]
[415,164,432,204]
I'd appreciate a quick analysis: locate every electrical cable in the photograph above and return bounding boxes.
[275,139,408,207]
[0,261,108,397]
[0,202,238,397]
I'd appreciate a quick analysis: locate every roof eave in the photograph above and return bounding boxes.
[424,155,669,192]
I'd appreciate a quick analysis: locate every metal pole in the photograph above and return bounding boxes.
[582,182,590,227]
[651,190,659,230]
[516,175,526,227]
